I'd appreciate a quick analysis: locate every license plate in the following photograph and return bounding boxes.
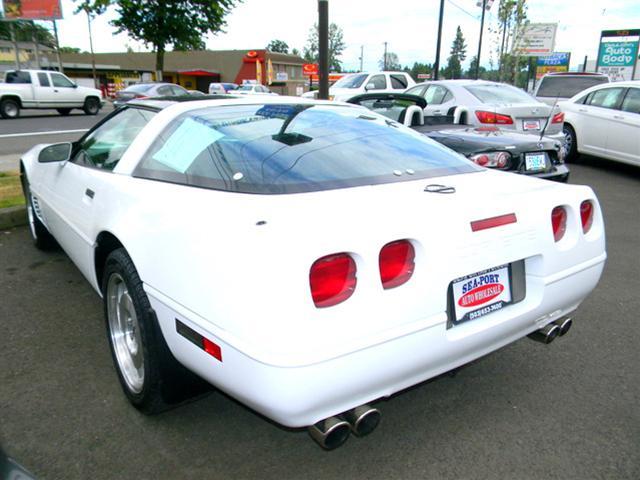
[523,119,540,130]
[525,152,547,171]
[450,264,512,325]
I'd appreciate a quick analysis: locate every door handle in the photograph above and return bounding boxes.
[578,108,587,113]
[613,114,624,120]
[85,188,95,199]
[54,89,59,92]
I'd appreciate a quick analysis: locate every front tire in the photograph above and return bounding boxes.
[21,172,56,250]
[103,248,211,414]
[563,124,578,163]
[57,108,72,116]
[83,97,100,115]
[0,98,20,119]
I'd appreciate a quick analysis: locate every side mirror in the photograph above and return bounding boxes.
[365,82,376,91]
[38,142,72,163]
[72,84,78,88]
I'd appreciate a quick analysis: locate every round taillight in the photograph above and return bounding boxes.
[580,200,594,233]
[551,206,567,242]
[379,240,415,289]
[309,253,357,308]
[475,154,489,166]
[496,152,510,168]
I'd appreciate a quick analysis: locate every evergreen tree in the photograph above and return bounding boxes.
[444,26,467,79]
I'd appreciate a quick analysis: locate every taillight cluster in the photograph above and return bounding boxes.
[475,111,514,125]
[551,200,595,242]
[551,112,565,124]
[309,240,415,308]
[469,151,510,169]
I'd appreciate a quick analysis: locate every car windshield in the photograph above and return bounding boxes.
[237,85,254,91]
[134,103,479,194]
[465,84,536,104]
[537,76,609,98]
[333,74,369,89]
[125,84,154,93]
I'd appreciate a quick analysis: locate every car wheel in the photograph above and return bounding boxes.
[0,98,20,119]
[563,124,578,163]
[103,248,211,414]
[83,97,100,115]
[21,172,56,250]
[57,108,72,116]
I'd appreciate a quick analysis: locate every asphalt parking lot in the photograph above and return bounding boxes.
[1,158,639,479]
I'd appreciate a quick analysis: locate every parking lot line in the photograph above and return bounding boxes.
[0,129,89,139]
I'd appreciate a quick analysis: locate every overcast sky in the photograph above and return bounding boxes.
[49,0,640,71]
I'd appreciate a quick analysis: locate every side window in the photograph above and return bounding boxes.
[37,72,50,87]
[405,85,426,96]
[368,75,387,90]
[424,85,448,105]
[587,88,625,109]
[390,74,408,89]
[442,90,453,103]
[170,85,187,96]
[73,108,156,171]
[621,88,640,114]
[5,71,31,83]
[157,85,172,96]
[50,73,75,88]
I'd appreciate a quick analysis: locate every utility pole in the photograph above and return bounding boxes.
[318,0,329,100]
[359,45,364,72]
[52,20,64,73]
[434,0,445,80]
[10,22,20,70]
[86,8,98,89]
[383,42,388,70]
[475,0,487,79]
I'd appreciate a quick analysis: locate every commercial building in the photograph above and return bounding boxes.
[37,49,307,96]
[0,39,55,73]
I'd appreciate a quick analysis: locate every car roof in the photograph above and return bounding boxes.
[412,79,495,87]
[543,72,608,77]
[126,95,340,112]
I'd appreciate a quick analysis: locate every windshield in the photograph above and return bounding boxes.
[124,84,154,93]
[237,85,254,91]
[465,84,536,104]
[332,74,369,89]
[134,103,478,194]
[537,76,609,98]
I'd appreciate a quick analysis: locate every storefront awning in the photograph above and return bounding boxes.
[177,69,219,76]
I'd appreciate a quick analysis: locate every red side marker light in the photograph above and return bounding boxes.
[203,337,223,362]
[470,213,517,232]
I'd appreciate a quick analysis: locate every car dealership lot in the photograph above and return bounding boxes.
[0,159,638,479]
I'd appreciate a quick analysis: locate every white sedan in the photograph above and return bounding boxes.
[19,96,606,449]
[405,80,565,141]
[233,84,278,95]
[560,81,640,166]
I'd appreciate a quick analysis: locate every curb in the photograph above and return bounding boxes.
[0,206,27,230]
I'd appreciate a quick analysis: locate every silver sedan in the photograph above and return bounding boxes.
[405,80,564,141]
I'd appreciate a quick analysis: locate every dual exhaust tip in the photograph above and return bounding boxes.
[308,405,381,450]
[528,317,572,344]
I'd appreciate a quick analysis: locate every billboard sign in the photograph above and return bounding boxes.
[536,52,571,79]
[596,29,640,82]
[302,63,319,76]
[514,23,557,56]
[0,0,62,20]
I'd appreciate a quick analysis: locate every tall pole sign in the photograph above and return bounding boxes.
[434,0,445,80]
[318,0,329,100]
[596,29,640,82]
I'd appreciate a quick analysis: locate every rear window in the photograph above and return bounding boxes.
[5,71,31,84]
[124,84,154,93]
[333,74,368,89]
[537,76,609,98]
[465,84,535,104]
[134,103,478,194]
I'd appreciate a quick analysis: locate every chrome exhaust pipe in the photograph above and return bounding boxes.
[342,405,381,437]
[528,323,560,344]
[308,416,351,450]
[553,317,572,336]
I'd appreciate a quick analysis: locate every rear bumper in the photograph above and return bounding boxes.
[147,252,605,428]
[530,164,570,182]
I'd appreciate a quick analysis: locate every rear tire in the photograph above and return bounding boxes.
[21,172,56,250]
[103,248,211,414]
[563,124,579,163]
[83,97,100,115]
[0,98,20,119]
[57,108,72,116]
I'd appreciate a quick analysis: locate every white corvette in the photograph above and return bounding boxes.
[19,96,606,449]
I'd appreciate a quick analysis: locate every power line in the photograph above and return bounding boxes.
[446,0,480,20]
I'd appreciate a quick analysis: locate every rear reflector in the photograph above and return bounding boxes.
[176,319,223,362]
[470,213,517,232]
[309,253,357,308]
[475,110,514,125]
[580,200,594,233]
[551,206,567,242]
[379,240,415,289]
[552,112,565,124]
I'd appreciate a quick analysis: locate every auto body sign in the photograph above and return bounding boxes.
[597,29,640,82]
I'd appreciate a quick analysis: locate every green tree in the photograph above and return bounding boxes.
[76,0,242,76]
[266,39,289,54]
[404,62,433,81]
[444,26,467,79]
[302,22,345,72]
[59,46,82,53]
[0,21,54,46]
[291,47,301,57]
[379,52,400,71]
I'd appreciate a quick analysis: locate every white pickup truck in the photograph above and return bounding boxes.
[0,69,104,119]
